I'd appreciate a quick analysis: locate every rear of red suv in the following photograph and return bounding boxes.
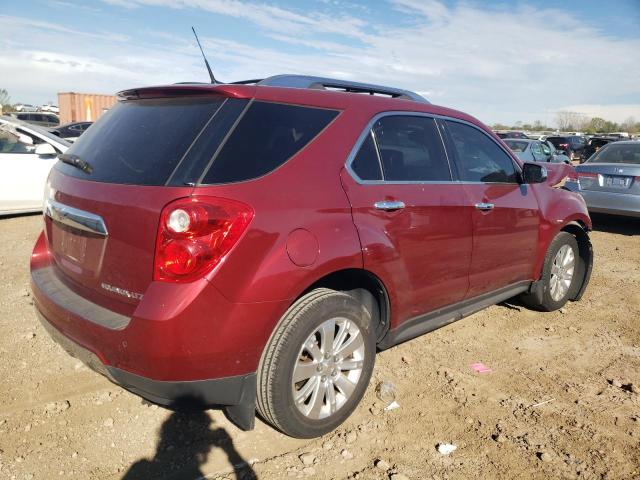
[32,77,593,438]
[31,82,361,431]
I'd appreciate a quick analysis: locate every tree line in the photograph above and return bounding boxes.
[493,111,639,135]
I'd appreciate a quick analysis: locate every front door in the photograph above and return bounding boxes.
[440,119,540,298]
[341,114,473,324]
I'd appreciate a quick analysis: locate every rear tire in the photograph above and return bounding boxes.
[256,288,376,438]
[521,232,582,311]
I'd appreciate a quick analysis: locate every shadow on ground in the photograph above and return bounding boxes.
[121,408,257,480]
[590,213,640,236]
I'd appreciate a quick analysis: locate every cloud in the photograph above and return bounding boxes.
[102,0,371,40]
[560,105,640,122]
[1,1,639,125]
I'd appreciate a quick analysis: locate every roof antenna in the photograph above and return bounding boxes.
[191,26,218,84]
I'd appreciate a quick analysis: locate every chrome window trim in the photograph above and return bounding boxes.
[369,130,385,179]
[345,111,522,186]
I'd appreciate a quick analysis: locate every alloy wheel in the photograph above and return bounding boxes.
[292,317,365,420]
[550,244,575,301]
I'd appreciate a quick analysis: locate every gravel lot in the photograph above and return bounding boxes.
[0,213,639,480]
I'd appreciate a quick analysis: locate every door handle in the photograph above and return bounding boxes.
[374,200,405,211]
[475,202,494,211]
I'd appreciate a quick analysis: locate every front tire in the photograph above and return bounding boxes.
[256,288,376,438]
[521,232,582,311]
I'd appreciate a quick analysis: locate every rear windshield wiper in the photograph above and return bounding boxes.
[58,153,93,174]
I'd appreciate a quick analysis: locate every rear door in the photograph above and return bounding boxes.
[341,113,472,322]
[440,119,540,298]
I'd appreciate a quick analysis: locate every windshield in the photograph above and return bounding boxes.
[587,143,640,164]
[504,140,529,152]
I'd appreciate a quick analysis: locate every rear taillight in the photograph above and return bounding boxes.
[578,171,598,187]
[559,143,569,147]
[154,196,253,283]
[565,169,579,183]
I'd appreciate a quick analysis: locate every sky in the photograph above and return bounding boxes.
[1,0,639,126]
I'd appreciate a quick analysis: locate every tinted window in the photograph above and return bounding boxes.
[372,116,450,181]
[55,97,225,185]
[588,143,640,164]
[547,137,568,147]
[446,120,518,183]
[504,140,528,152]
[351,133,382,181]
[203,102,338,184]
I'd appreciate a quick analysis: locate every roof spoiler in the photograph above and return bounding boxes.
[118,74,429,103]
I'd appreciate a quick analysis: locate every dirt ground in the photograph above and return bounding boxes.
[0,213,639,480]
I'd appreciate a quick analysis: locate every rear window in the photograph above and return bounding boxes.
[202,101,339,184]
[587,143,640,164]
[55,97,226,185]
[504,140,529,152]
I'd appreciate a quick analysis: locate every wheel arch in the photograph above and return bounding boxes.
[560,220,593,301]
[299,268,391,344]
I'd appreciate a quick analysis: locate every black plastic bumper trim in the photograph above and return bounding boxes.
[36,309,257,430]
[32,266,130,330]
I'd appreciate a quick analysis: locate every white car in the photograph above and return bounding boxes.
[14,104,38,112]
[41,104,60,114]
[0,116,70,216]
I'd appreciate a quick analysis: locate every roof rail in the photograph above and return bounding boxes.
[252,75,429,103]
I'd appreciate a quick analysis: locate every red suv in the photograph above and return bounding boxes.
[31,75,593,438]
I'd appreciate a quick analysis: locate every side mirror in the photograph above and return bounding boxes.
[522,162,547,184]
[35,143,56,156]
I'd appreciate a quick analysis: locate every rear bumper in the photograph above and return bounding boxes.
[35,307,258,430]
[578,189,640,218]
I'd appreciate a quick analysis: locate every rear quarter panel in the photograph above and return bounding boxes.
[197,106,369,304]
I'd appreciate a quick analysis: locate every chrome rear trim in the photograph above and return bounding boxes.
[45,199,108,237]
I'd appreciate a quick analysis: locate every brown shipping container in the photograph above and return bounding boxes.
[58,92,117,124]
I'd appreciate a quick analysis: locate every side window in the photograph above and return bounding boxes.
[372,116,451,181]
[17,128,44,145]
[445,120,518,183]
[531,142,543,156]
[0,128,35,154]
[540,143,551,156]
[203,102,339,184]
[351,132,382,181]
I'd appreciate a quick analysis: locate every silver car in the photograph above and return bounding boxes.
[504,138,571,164]
[565,141,640,217]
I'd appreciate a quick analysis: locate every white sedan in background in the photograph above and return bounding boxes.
[0,116,70,216]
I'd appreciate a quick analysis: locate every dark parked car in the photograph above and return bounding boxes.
[546,135,587,162]
[504,139,571,164]
[49,121,93,141]
[582,136,619,160]
[565,141,640,217]
[496,131,529,139]
[31,75,593,438]
[8,112,60,128]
